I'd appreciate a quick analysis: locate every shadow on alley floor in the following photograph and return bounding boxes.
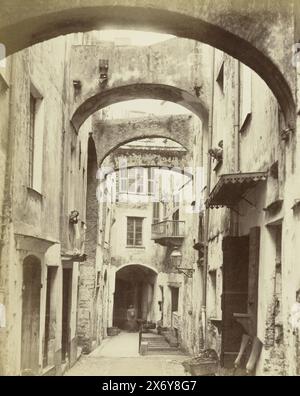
[65,332,190,376]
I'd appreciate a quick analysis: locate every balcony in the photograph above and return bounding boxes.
[151,220,185,247]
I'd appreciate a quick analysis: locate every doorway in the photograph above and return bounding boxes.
[221,236,249,368]
[21,255,42,375]
[113,265,157,330]
[170,286,179,329]
[43,267,57,368]
[62,268,72,363]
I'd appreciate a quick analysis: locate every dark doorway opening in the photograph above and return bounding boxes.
[170,286,179,312]
[62,268,72,363]
[113,265,157,331]
[170,286,179,332]
[221,235,249,368]
[21,255,41,375]
[221,228,261,369]
[43,267,57,368]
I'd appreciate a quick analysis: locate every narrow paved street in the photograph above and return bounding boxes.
[65,332,189,376]
[2,3,300,377]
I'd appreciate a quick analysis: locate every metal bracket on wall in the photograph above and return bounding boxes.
[176,267,195,278]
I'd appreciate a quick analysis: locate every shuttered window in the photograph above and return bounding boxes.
[127,217,143,246]
[153,202,160,224]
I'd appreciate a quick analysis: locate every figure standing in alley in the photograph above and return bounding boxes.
[126,305,137,332]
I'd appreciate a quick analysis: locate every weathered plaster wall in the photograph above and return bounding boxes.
[69,38,210,130]
[0,65,11,374]
[0,34,86,375]
[110,202,165,271]
[205,47,300,375]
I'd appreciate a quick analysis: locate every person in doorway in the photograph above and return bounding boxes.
[126,305,137,332]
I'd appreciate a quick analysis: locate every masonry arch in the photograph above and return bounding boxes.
[99,135,193,181]
[92,112,197,166]
[116,262,159,275]
[72,84,208,132]
[0,1,295,126]
[103,165,193,182]
[99,134,189,164]
[113,263,158,329]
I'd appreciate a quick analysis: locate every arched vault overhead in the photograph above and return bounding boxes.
[72,84,208,132]
[92,113,197,165]
[0,0,295,126]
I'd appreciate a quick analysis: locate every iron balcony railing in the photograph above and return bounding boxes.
[151,220,185,240]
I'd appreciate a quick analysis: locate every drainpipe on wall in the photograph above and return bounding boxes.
[233,59,240,236]
[234,59,240,173]
[202,46,215,348]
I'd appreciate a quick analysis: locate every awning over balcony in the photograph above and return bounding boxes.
[206,172,268,209]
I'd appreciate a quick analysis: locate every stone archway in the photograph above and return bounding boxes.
[72,84,208,132]
[92,113,197,166]
[99,135,193,182]
[0,0,295,125]
[113,264,158,330]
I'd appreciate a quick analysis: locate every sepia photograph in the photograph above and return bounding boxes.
[0,0,299,379]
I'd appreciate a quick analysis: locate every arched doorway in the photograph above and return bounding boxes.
[21,255,41,375]
[113,264,158,331]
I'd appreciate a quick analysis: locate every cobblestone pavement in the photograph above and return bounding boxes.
[65,332,189,376]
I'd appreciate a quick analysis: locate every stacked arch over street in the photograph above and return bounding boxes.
[0,0,295,125]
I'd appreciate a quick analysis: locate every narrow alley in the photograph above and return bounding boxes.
[65,332,188,376]
[1,0,300,378]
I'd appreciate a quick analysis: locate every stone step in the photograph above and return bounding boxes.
[142,337,164,342]
[141,333,182,355]
[148,345,178,351]
[146,349,185,355]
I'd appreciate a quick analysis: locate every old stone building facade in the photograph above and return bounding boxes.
[0,0,300,376]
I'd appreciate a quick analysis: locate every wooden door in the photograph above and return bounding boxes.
[62,268,72,362]
[248,227,260,337]
[221,236,249,368]
[21,256,41,375]
[43,267,57,368]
